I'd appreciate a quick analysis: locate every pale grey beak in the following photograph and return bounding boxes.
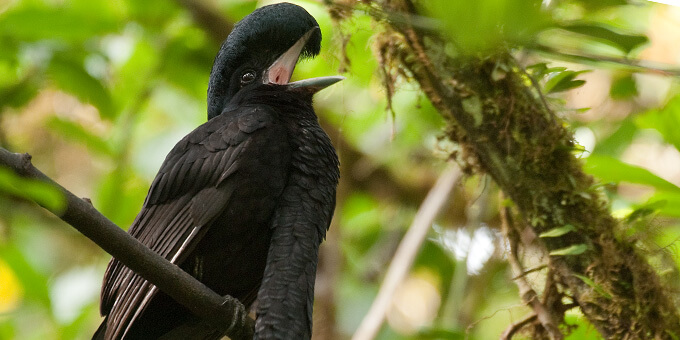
[287,76,345,93]
[264,27,344,93]
[264,28,316,85]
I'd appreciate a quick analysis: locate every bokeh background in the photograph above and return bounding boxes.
[1,0,680,339]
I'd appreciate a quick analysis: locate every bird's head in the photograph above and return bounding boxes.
[207,2,343,120]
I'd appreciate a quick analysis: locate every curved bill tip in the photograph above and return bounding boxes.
[287,75,345,93]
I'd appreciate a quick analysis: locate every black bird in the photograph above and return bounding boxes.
[94,3,341,339]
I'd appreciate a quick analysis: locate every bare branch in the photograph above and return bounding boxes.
[352,164,461,340]
[0,147,254,340]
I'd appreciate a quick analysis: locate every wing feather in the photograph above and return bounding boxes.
[99,108,278,339]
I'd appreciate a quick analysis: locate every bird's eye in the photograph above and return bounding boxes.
[241,71,256,84]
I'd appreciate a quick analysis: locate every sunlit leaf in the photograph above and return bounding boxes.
[625,200,665,223]
[645,192,680,218]
[564,313,604,340]
[341,191,382,238]
[636,95,680,152]
[423,0,550,54]
[592,118,637,157]
[0,167,65,213]
[124,0,180,30]
[610,74,637,100]
[416,327,465,339]
[559,23,648,54]
[550,244,588,256]
[48,57,116,119]
[0,6,117,42]
[576,0,628,10]
[112,39,160,111]
[544,70,589,94]
[583,154,680,194]
[539,224,576,238]
[0,244,52,310]
[220,0,259,23]
[0,321,15,340]
[160,26,214,100]
[95,167,148,227]
[0,73,41,110]
[526,62,548,78]
[0,259,23,313]
[47,117,114,156]
[57,301,100,339]
[415,240,455,295]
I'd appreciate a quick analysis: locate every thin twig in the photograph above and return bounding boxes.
[352,164,461,340]
[0,147,254,340]
[511,264,548,280]
[499,313,538,340]
[500,204,563,340]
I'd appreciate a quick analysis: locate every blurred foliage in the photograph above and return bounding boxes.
[0,0,679,339]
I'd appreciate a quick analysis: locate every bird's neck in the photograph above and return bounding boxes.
[218,86,317,121]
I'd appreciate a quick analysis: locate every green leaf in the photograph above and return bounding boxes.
[112,39,160,111]
[526,62,548,78]
[636,95,680,152]
[0,167,65,213]
[592,118,637,157]
[559,23,648,54]
[95,166,148,227]
[545,66,567,74]
[124,0,180,29]
[161,34,213,101]
[644,192,680,218]
[550,244,588,256]
[48,57,115,119]
[583,154,680,194]
[544,70,588,94]
[0,321,15,340]
[0,73,41,110]
[539,224,576,238]
[0,244,52,309]
[610,74,637,100]
[220,0,259,23]
[341,192,382,238]
[424,0,550,54]
[576,0,628,10]
[47,117,114,156]
[625,200,665,223]
[0,6,117,42]
[416,327,465,339]
[56,299,99,339]
[574,274,612,300]
[564,313,604,340]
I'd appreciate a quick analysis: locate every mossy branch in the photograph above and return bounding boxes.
[342,0,680,338]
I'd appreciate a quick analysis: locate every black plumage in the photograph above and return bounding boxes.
[94,3,340,339]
